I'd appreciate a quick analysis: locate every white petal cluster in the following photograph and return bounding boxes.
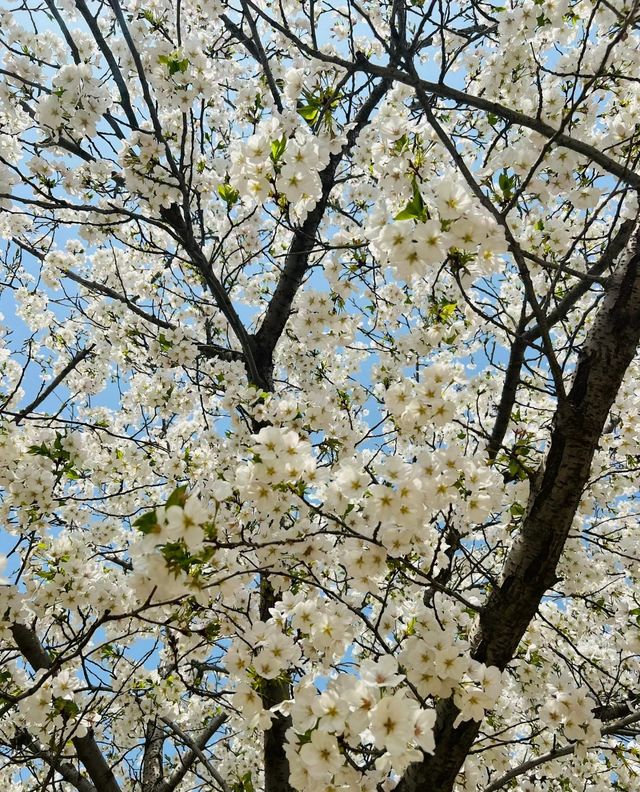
[540,683,602,751]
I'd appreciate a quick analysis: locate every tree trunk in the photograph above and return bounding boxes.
[397,219,640,792]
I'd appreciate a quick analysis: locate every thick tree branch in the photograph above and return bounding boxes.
[74,0,139,130]
[396,219,640,791]
[487,333,526,461]
[13,346,96,424]
[253,78,390,380]
[522,217,637,343]
[141,719,165,792]
[26,739,97,792]
[238,3,283,113]
[10,623,122,792]
[160,717,229,792]
[488,218,637,457]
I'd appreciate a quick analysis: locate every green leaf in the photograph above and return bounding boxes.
[158,333,173,351]
[158,54,189,76]
[54,697,80,718]
[161,540,194,573]
[270,135,287,163]
[394,177,427,222]
[100,644,119,659]
[440,302,456,320]
[507,459,528,481]
[392,133,410,153]
[142,9,159,24]
[394,208,419,221]
[203,621,221,640]
[217,183,239,207]
[296,104,319,122]
[232,771,256,792]
[166,485,188,508]
[497,171,517,202]
[498,172,514,192]
[429,298,457,324]
[134,511,160,534]
[28,442,52,458]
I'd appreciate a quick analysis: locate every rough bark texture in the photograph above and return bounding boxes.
[396,221,640,792]
[259,577,294,792]
[141,719,165,792]
[26,739,97,792]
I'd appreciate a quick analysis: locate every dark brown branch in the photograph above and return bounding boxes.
[45,0,81,63]
[240,2,640,187]
[26,739,97,792]
[488,218,637,456]
[74,0,139,130]
[10,623,122,792]
[258,577,293,792]
[237,3,284,113]
[220,13,263,60]
[13,346,96,424]
[253,79,390,377]
[487,330,526,460]
[10,623,53,669]
[523,218,638,343]
[106,0,180,181]
[396,220,640,791]
[160,717,229,792]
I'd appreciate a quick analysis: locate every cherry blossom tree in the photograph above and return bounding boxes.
[1,1,640,791]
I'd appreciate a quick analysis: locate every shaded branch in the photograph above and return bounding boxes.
[13,346,96,424]
[160,717,229,792]
[10,623,122,792]
[488,218,637,456]
[487,333,526,460]
[396,219,640,791]
[254,79,390,375]
[523,218,638,343]
[26,739,97,792]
